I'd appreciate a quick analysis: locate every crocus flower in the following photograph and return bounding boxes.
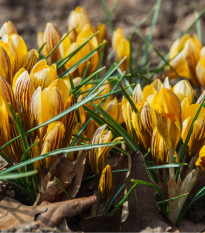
[112,28,130,71]
[164,34,202,85]
[89,124,122,175]
[98,165,112,200]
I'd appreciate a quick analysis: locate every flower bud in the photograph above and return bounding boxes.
[98,165,112,200]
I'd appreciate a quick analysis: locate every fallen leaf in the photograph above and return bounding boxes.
[36,151,86,204]
[0,195,97,230]
[120,151,170,232]
[36,195,97,228]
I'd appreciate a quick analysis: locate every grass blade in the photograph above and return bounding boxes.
[57,31,99,69]
[0,142,123,175]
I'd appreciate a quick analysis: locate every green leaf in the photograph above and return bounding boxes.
[0,142,123,175]
[117,78,138,113]
[90,103,138,151]
[57,31,99,69]
[0,170,37,180]
[87,58,126,97]
[38,41,47,54]
[141,0,161,66]
[175,95,205,181]
[46,29,72,59]
[147,163,187,170]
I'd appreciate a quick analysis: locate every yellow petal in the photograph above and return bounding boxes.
[169,34,190,60]
[196,145,205,171]
[98,165,112,200]
[151,127,168,165]
[133,84,144,105]
[13,69,35,129]
[21,49,39,72]
[30,59,57,89]
[6,33,27,71]
[68,6,91,34]
[43,23,61,63]
[41,121,65,168]
[153,88,181,122]
[0,21,17,37]
[172,80,194,104]
[155,111,182,150]
[132,108,151,150]
[0,45,12,83]
[112,28,130,71]
[141,101,156,135]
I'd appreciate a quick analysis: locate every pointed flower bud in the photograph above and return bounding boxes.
[43,23,61,63]
[112,28,130,71]
[0,21,17,37]
[41,121,65,168]
[98,165,112,200]
[89,124,122,175]
[172,80,194,104]
[151,127,168,165]
[67,6,90,34]
[152,88,182,150]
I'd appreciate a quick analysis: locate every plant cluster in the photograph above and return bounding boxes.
[0,1,205,229]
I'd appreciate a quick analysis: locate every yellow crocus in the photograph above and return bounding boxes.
[38,23,61,63]
[152,88,182,176]
[67,6,91,35]
[0,21,17,37]
[112,28,130,71]
[172,80,194,104]
[0,33,38,83]
[104,97,124,125]
[182,104,205,156]
[98,165,112,200]
[13,68,35,130]
[195,145,205,171]
[89,124,122,175]
[30,59,57,89]
[41,121,65,168]
[151,127,168,165]
[196,47,205,87]
[164,34,202,85]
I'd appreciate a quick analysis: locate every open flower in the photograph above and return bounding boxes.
[164,34,202,85]
[195,145,205,171]
[152,88,182,151]
[181,104,205,156]
[0,33,38,84]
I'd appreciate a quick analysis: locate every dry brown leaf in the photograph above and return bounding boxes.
[36,195,97,228]
[120,151,170,232]
[0,195,97,230]
[36,151,86,204]
[59,151,87,201]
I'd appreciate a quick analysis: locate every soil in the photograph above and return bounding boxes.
[1,0,205,231]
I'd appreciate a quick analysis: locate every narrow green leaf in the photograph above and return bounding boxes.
[117,79,138,113]
[87,58,126,97]
[58,42,105,79]
[176,95,205,181]
[0,142,123,175]
[147,163,187,170]
[38,41,47,54]
[0,170,37,180]
[46,29,72,59]
[104,183,125,215]
[157,193,188,204]
[57,31,99,69]
[141,0,161,66]
[101,0,114,31]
